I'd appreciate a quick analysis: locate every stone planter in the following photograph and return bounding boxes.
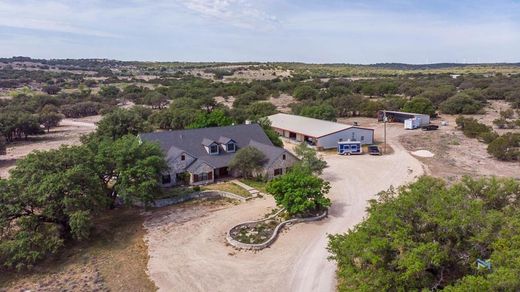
[226,209,328,250]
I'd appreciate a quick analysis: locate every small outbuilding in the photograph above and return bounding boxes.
[267,113,374,150]
[377,110,430,127]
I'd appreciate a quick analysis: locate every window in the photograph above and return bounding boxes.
[194,172,213,183]
[361,136,364,141]
[339,138,343,142]
[274,168,283,176]
[282,154,286,160]
[351,132,355,140]
[210,144,219,154]
[161,174,171,184]
[181,154,186,161]
[227,142,236,152]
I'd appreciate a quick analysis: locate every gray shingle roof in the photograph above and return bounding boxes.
[248,140,295,167]
[201,138,216,147]
[139,124,275,170]
[217,136,234,144]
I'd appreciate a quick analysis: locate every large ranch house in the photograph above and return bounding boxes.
[267,113,374,150]
[138,124,298,186]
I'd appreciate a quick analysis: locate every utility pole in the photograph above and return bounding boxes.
[383,110,387,154]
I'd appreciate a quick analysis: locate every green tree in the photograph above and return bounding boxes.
[38,111,63,132]
[187,109,233,129]
[0,146,106,270]
[328,176,520,291]
[83,135,167,206]
[266,168,331,216]
[298,103,337,121]
[228,146,266,178]
[402,96,436,116]
[142,91,168,109]
[245,102,277,121]
[99,85,121,99]
[294,142,327,174]
[258,118,283,147]
[440,93,484,114]
[293,85,319,100]
[96,108,152,140]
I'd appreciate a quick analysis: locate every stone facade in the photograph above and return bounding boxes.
[161,152,196,187]
[189,162,214,185]
[262,151,299,179]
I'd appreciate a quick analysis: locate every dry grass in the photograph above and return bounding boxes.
[0,208,156,292]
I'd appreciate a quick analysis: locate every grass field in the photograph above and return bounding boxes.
[203,182,251,198]
[239,179,268,194]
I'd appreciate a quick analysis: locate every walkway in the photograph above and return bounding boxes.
[230,179,260,197]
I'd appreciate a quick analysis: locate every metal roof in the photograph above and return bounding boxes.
[267,113,354,138]
[379,110,429,117]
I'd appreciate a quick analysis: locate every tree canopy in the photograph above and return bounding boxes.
[328,176,520,291]
[402,96,436,116]
[266,167,331,216]
[294,142,328,174]
[228,146,266,178]
[0,135,167,270]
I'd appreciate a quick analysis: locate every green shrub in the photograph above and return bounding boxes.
[487,133,520,161]
[440,93,484,114]
[402,96,436,116]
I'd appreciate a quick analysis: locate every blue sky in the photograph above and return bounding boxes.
[1,0,519,63]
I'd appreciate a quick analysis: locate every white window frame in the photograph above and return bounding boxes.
[209,144,219,155]
[227,142,236,152]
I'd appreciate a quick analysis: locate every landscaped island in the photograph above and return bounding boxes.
[227,167,331,249]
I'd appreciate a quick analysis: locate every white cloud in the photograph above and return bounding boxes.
[178,0,279,30]
[0,1,119,37]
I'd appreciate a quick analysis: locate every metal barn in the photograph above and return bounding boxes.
[377,110,430,127]
[267,113,374,150]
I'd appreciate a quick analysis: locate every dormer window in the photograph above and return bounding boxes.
[210,144,219,155]
[227,142,236,152]
[202,138,220,155]
[181,154,186,161]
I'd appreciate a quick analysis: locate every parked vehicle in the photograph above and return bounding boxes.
[421,124,439,131]
[338,141,362,155]
[368,145,382,155]
[404,117,422,129]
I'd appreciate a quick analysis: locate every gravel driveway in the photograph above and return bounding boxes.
[145,123,424,292]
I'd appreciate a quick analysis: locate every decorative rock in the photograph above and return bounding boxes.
[226,209,328,250]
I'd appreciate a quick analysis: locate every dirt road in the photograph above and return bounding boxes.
[145,122,424,292]
[0,116,99,178]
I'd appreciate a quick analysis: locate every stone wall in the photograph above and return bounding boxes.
[135,190,247,208]
[226,209,328,250]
